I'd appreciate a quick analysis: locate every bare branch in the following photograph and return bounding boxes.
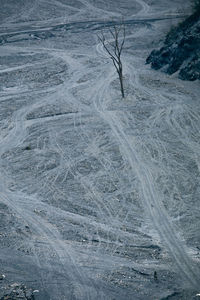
[98,34,119,65]
[119,25,126,55]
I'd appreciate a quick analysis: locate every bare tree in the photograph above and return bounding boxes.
[98,23,126,98]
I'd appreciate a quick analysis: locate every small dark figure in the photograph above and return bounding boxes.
[154,271,158,281]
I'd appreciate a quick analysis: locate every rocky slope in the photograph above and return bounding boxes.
[146,11,200,80]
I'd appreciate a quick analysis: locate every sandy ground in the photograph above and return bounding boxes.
[0,0,200,299]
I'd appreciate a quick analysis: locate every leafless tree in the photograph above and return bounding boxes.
[98,23,126,98]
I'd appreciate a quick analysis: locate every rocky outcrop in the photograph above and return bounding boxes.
[146,12,200,81]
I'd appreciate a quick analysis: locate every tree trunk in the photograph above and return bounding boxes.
[118,68,125,98]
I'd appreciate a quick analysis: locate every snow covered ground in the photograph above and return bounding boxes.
[0,0,200,299]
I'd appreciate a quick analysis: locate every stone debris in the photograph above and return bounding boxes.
[0,283,35,300]
[0,276,5,281]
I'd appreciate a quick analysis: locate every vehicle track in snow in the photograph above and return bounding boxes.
[0,94,96,299]
[0,0,199,298]
[94,23,200,289]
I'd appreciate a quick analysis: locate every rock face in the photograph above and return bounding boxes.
[146,12,200,81]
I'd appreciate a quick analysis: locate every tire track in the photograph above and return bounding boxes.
[0,85,95,300]
[94,29,200,289]
[103,111,200,288]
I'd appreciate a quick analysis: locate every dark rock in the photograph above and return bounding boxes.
[0,283,35,300]
[0,275,5,281]
[24,146,31,151]
[179,54,200,80]
[146,12,200,81]
[146,47,172,70]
